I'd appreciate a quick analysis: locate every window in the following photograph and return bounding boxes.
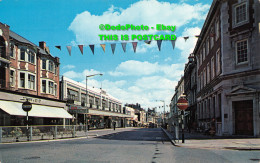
[10,70,15,86]
[42,59,46,69]
[28,74,35,90]
[207,63,210,83]
[215,19,220,40]
[20,48,26,61]
[210,28,214,48]
[236,40,248,64]
[216,49,221,74]
[203,44,206,61]
[10,43,15,58]
[49,61,54,72]
[200,50,202,65]
[20,73,25,88]
[198,74,200,91]
[54,85,57,96]
[203,69,206,87]
[235,2,247,25]
[42,80,46,93]
[28,51,35,64]
[49,81,54,94]
[211,57,215,79]
[201,73,203,89]
[206,37,209,55]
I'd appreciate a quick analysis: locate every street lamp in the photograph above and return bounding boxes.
[86,73,103,130]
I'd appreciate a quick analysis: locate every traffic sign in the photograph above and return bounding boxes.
[177,97,188,110]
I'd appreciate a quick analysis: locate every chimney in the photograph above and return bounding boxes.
[39,41,46,50]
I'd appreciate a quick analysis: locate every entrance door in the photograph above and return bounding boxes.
[234,100,253,135]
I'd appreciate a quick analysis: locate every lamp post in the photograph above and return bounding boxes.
[86,73,103,130]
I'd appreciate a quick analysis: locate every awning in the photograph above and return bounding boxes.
[88,109,131,118]
[0,100,73,119]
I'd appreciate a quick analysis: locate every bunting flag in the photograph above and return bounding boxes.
[78,45,83,55]
[183,36,189,42]
[66,46,72,56]
[89,45,95,55]
[55,46,61,50]
[157,40,163,51]
[111,43,116,54]
[132,42,138,53]
[171,39,176,50]
[195,35,200,38]
[100,44,106,52]
[144,40,152,44]
[121,43,127,52]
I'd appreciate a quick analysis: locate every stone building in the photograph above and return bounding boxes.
[60,76,129,129]
[195,0,260,136]
[0,22,72,126]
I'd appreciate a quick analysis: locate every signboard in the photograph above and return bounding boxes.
[177,97,188,111]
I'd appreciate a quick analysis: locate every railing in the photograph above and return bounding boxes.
[0,125,88,143]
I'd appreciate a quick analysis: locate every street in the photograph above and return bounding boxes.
[0,128,259,163]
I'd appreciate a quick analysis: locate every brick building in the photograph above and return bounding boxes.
[0,22,72,126]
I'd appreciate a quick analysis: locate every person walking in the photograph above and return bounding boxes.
[113,121,116,130]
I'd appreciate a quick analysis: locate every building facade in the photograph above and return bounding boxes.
[195,0,260,136]
[0,22,72,126]
[60,76,129,129]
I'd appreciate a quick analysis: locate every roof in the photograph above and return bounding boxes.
[9,30,51,56]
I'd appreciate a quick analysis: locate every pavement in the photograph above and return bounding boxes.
[162,128,260,150]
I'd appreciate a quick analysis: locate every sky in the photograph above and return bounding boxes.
[0,0,213,112]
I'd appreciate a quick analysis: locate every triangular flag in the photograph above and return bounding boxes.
[144,40,152,44]
[121,43,127,52]
[78,45,83,55]
[111,44,116,54]
[89,45,94,55]
[66,46,72,56]
[132,42,138,53]
[157,40,163,51]
[55,46,61,50]
[183,36,189,42]
[195,35,200,38]
[171,39,176,50]
[100,44,106,53]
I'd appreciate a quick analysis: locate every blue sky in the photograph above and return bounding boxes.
[0,0,213,112]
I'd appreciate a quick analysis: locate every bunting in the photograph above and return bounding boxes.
[157,40,163,51]
[171,39,176,50]
[89,45,95,55]
[183,36,189,42]
[144,40,152,44]
[66,46,72,56]
[132,42,137,53]
[55,46,61,50]
[111,44,116,54]
[121,43,127,53]
[78,45,83,55]
[100,44,106,52]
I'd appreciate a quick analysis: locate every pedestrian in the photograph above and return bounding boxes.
[113,121,116,130]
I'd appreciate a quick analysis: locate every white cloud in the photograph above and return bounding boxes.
[62,65,75,69]
[109,60,184,79]
[68,0,210,44]
[176,27,201,59]
[63,69,102,81]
